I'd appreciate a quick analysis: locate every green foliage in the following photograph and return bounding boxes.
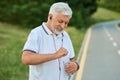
[70,0,97,28]
[97,0,120,12]
[118,23,120,27]
[0,1,51,28]
[0,0,97,29]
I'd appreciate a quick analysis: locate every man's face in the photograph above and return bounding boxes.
[51,13,70,34]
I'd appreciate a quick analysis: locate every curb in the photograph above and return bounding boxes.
[70,27,92,80]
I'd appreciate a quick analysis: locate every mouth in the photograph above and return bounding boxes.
[53,26,63,35]
[57,26,63,31]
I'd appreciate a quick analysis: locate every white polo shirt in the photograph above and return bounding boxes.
[23,22,75,80]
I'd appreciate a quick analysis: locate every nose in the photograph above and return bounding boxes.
[61,23,67,29]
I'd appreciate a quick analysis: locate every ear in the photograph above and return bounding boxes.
[48,14,53,20]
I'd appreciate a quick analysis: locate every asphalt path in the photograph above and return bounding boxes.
[72,20,120,80]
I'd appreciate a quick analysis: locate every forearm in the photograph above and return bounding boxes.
[22,51,58,65]
[22,47,68,65]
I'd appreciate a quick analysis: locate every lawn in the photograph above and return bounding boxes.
[0,23,30,80]
[91,7,120,22]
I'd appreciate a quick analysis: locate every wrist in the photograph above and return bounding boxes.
[54,52,60,59]
[74,62,80,71]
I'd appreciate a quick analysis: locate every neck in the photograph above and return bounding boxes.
[46,21,53,33]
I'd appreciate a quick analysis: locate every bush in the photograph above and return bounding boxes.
[0,0,97,29]
[0,1,50,28]
[97,0,120,12]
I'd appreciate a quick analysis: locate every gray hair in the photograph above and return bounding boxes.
[49,2,72,18]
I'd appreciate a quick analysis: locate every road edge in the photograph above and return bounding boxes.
[70,27,92,80]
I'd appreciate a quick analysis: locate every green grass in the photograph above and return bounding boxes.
[91,7,120,23]
[65,27,85,58]
[0,23,30,80]
[0,23,85,80]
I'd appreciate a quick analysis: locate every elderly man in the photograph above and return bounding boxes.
[22,2,79,80]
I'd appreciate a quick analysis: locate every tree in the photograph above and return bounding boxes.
[0,0,97,28]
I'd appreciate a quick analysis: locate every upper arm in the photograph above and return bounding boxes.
[22,50,35,65]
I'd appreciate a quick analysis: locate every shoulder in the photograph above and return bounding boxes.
[30,25,42,36]
[31,25,42,33]
[63,31,70,39]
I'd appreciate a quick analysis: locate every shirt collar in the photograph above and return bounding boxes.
[42,22,64,37]
[42,22,52,35]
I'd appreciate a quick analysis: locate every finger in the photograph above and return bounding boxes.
[66,68,75,74]
[65,64,76,73]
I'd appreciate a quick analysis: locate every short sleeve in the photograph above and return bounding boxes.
[64,32,75,58]
[68,36,75,58]
[23,30,39,53]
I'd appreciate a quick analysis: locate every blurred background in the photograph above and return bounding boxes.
[0,0,120,80]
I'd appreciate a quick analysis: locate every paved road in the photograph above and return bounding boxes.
[73,20,120,80]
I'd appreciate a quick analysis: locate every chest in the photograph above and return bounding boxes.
[38,34,69,53]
